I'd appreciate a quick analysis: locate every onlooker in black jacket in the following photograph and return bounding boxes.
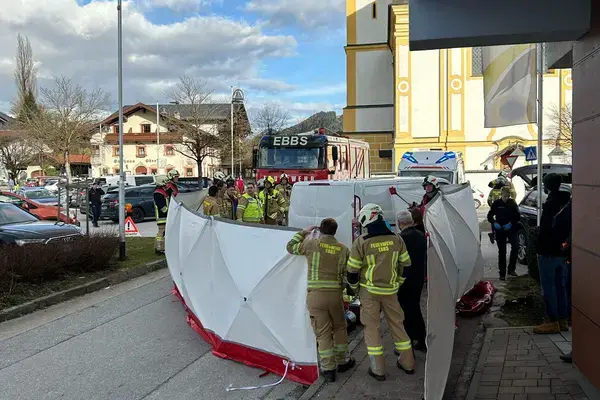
[395,210,428,352]
[88,182,104,228]
[487,186,521,280]
[534,173,571,335]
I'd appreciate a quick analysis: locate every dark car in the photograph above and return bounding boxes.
[509,163,572,188]
[0,203,83,245]
[514,183,572,265]
[175,181,202,193]
[101,185,156,223]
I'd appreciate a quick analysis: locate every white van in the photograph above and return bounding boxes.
[101,175,156,187]
[397,150,466,184]
[288,178,424,248]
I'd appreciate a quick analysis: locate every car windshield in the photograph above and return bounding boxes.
[258,147,324,169]
[25,189,55,199]
[0,203,38,225]
[398,170,454,182]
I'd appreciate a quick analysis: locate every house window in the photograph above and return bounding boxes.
[113,125,119,134]
[136,146,146,157]
[371,2,377,19]
[92,145,100,155]
[185,168,193,177]
[165,145,175,156]
[141,124,151,133]
[113,146,120,157]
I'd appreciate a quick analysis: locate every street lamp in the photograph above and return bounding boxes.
[117,0,125,260]
[231,88,244,176]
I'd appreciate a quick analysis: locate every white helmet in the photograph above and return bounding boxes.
[155,175,169,186]
[214,171,226,181]
[422,175,440,189]
[280,173,289,181]
[257,178,265,189]
[357,203,384,227]
[167,168,180,180]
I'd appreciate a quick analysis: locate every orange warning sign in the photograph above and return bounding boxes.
[124,216,140,236]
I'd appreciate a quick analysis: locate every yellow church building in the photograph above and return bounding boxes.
[343,0,572,179]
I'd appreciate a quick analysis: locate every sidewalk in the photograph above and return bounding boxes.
[466,327,589,400]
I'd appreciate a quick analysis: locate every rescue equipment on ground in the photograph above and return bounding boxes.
[455,280,495,317]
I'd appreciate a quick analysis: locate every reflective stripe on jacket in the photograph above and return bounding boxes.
[259,189,286,220]
[237,193,262,222]
[154,187,169,225]
[347,234,411,295]
[203,196,221,217]
[286,231,350,291]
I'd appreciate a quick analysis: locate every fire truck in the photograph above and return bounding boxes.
[252,128,370,184]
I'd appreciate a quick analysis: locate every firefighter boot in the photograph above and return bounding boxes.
[559,319,569,332]
[337,357,355,373]
[321,369,336,383]
[533,321,560,334]
[396,349,416,375]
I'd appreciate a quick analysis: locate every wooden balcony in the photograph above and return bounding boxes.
[104,132,183,144]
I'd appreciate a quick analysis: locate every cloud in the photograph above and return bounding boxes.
[0,0,297,112]
[288,83,345,97]
[244,0,345,29]
[138,0,218,12]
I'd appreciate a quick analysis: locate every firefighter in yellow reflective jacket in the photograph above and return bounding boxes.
[202,185,221,217]
[286,218,355,383]
[487,171,517,206]
[259,176,286,225]
[153,170,180,253]
[275,173,292,224]
[236,182,264,223]
[347,203,415,381]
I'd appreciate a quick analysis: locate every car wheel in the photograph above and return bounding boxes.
[517,228,528,265]
[474,199,482,209]
[132,207,145,224]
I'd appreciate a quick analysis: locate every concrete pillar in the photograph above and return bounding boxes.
[571,1,600,393]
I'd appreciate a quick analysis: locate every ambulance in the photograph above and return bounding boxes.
[287,178,424,248]
[397,150,466,184]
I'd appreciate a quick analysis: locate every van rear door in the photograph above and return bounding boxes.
[288,182,355,248]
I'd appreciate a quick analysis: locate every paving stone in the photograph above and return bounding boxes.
[512,379,538,387]
[503,367,516,373]
[527,394,556,400]
[525,386,552,394]
[500,380,513,387]
[483,366,503,374]
[555,395,574,400]
[538,378,551,386]
[496,395,515,400]
[525,372,542,379]
[566,384,583,395]
[498,386,524,394]
[503,373,527,380]
[514,395,527,400]
[572,394,589,400]
[552,385,570,394]
[481,374,502,382]
[515,367,539,373]
[477,386,499,395]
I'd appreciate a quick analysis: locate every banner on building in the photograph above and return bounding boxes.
[482,44,537,128]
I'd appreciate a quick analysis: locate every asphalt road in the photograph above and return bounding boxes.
[0,270,307,400]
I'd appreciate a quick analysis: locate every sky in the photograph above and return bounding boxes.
[0,0,347,123]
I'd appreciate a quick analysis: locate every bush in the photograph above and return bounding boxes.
[526,226,540,282]
[0,233,119,294]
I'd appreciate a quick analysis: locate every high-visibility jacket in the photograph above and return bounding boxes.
[154,187,169,225]
[203,195,221,217]
[236,193,262,222]
[274,183,292,211]
[286,231,350,291]
[347,233,411,295]
[219,195,235,220]
[166,181,180,198]
[259,189,286,220]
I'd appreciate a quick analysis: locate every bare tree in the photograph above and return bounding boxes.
[25,76,109,182]
[12,34,39,122]
[252,103,290,134]
[547,104,573,156]
[166,76,224,182]
[0,133,35,180]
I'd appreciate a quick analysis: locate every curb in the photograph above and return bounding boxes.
[0,259,167,323]
[453,321,487,400]
[298,329,365,400]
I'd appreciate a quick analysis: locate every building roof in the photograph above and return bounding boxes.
[52,154,91,165]
[0,111,14,128]
[97,102,245,127]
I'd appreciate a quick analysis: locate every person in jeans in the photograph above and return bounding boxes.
[487,186,521,280]
[534,173,571,334]
[88,181,104,228]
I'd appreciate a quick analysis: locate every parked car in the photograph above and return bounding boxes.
[79,184,119,214]
[0,191,78,224]
[0,203,83,245]
[16,187,59,206]
[101,185,156,223]
[511,163,573,265]
[472,187,485,209]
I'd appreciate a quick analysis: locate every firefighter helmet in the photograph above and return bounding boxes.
[498,170,509,179]
[214,171,226,181]
[280,173,289,181]
[167,169,180,180]
[422,175,440,189]
[265,176,275,185]
[156,175,169,187]
[357,203,384,227]
[257,178,265,189]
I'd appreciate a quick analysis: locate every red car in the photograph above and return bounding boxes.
[0,191,78,224]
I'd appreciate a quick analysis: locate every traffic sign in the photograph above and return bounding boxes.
[506,155,518,169]
[124,216,140,236]
[511,147,525,157]
[524,146,537,161]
